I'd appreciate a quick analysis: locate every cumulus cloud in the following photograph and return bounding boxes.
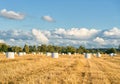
[0,27,119,48]
[93,37,105,45]
[10,39,15,42]
[54,28,99,39]
[32,29,49,44]
[42,15,55,22]
[103,27,120,38]
[0,39,5,43]
[0,9,25,20]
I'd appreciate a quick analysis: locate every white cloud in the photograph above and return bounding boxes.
[0,27,119,48]
[104,27,120,38]
[0,9,25,20]
[54,28,99,39]
[0,39,5,43]
[10,39,15,42]
[42,15,54,22]
[93,37,105,45]
[32,29,49,44]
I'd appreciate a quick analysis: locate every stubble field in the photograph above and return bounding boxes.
[0,53,120,84]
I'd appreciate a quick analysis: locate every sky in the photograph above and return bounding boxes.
[0,0,120,48]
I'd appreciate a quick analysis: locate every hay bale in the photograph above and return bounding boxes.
[18,52,23,56]
[84,53,91,59]
[68,52,71,56]
[96,52,101,57]
[6,52,14,59]
[46,52,52,56]
[32,52,36,55]
[52,53,59,58]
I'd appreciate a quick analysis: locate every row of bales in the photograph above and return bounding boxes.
[84,52,117,59]
[6,52,27,59]
[0,43,119,59]
[5,52,73,59]
[4,51,118,59]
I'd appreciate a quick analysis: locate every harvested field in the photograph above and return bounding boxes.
[0,54,120,84]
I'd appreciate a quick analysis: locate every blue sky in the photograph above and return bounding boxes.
[0,0,120,48]
[0,0,120,30]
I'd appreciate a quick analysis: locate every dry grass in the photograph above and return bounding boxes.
[0,53,120,84]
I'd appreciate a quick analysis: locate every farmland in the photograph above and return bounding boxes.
[0,54,120,84]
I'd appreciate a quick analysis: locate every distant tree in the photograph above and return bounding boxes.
[77,46,86,53]
[106,48,117,54]
[40,44,47,53]
[0,43,9,52]
[47,45,54,52]
[23,44,29,53]
[10,46,22,52]
[61,47,67,53]
[37,46,41,52]
[66,46,76,54]
[53,46,61,53]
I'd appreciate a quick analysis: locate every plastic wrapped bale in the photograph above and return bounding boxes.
[96,53,101,57]
[14,52,17,55]
[109,53,114,56]
[18,52,23,56]
[6,52,15,59]
[40,52,43,55]
[3,52,5,55]
[46,52,52,56]
[68,52,71,56]
[52,53,59,58]
[32,52,36,55]
[74,53,77,55]
[62,53,64,55]
[23,52,26,55]
[85,53,91,59]
[113,53,117,56]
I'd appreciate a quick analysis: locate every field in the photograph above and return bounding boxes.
[0,53,120,84]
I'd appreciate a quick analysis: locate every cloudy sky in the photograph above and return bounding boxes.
[0,0,120,48]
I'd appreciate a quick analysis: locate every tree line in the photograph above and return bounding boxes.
[0,43,119,54]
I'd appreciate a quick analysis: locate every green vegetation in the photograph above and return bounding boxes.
[0,43,119,54]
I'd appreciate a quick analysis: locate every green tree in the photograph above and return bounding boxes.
[106,48,117,54]
[47,45,54,52]
[40,44,47,53]
[77,46,87,54]
[66,46,76,54]
[23,44,29,53]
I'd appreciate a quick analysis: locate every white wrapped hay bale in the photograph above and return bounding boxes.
[14,52,17,55]
[23,52,26,55]
[113,53,117,56]
[6,52,14,59]
[46,52,52,56]
[3,52,5,55]
[18,52,23,56]
[109,53,114,56]
[52,53,59,58]
[109,53,117,56]
[84,53,91,59]
[62,53,64,55]
[32,52,36,55]
[40,52,43,55]
[96,52,101,57]
[68,52,71,56]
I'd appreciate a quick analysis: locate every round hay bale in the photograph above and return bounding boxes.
[84,53,91,59]
[46,52,52,56]
[109,53,114,56]
[52,53,59,58]
[68,52,71,56]
[96,53,101,57]
[6,52,14,59]
[18,52,23,56]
